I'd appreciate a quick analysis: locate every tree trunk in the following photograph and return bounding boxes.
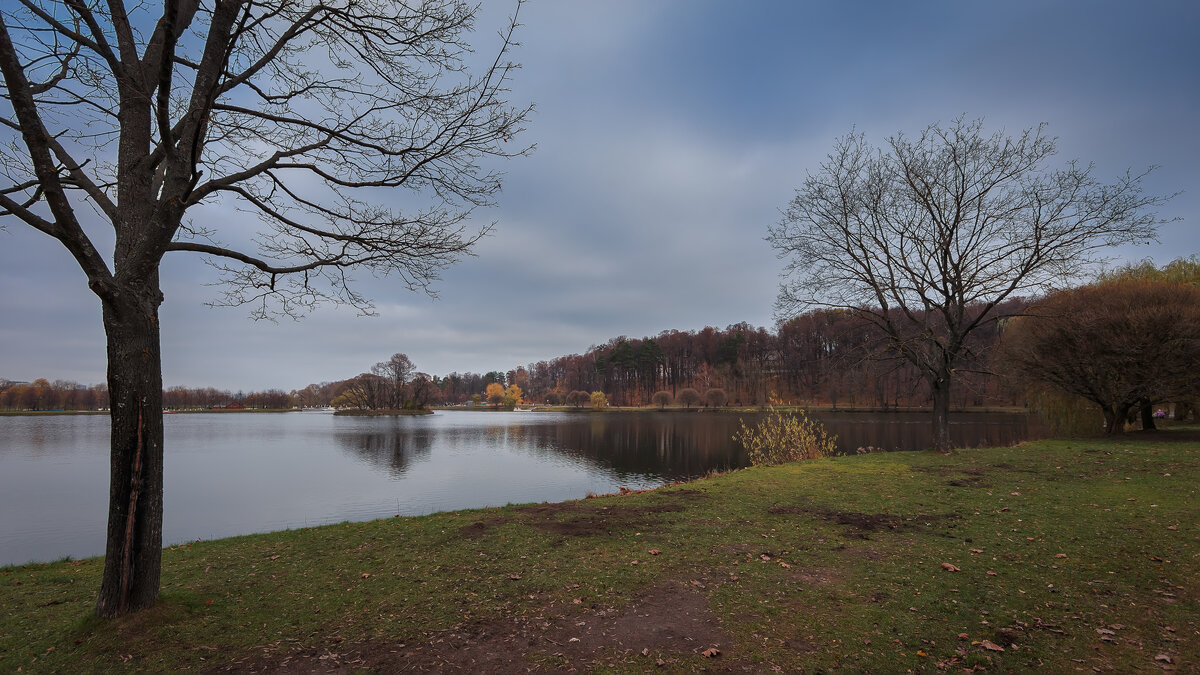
[95,288,165,618]
[930,370,952,454]
[1140,403,1156,431]
[1102,403,1131,434]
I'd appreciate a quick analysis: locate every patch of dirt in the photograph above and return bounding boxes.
[215,581,733,673]
[456,516,509,538]
[768,505,960,539]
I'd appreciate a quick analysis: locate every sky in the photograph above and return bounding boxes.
[1,0,1197,392]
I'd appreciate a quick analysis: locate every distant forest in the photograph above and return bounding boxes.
[2,300,1028,411]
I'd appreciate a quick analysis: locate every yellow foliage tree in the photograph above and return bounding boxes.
[485,382,505,407]
[502,384,523,409]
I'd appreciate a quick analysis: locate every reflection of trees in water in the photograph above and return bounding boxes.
[335,412,1041,482]
[815,412,1041,453]
[540,414,749,482]
[336,429,434,478]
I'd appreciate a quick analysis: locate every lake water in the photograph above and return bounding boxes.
[0,409,1041,566]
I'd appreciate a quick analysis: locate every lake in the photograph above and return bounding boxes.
[0,409,1041,566]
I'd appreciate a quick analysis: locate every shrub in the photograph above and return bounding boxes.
[705,388,727,408]
[734,407,837,466]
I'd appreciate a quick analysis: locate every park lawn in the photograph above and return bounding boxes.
[1,432,1196,672]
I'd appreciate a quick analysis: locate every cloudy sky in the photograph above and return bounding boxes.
[1,0,1197,392]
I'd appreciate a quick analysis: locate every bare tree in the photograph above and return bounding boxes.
[374,353,415,410]
[676,387,701,409]
[650,390,672,409]
[768,117,1168,453]
[0,0,530,616]
[704,388,727,408]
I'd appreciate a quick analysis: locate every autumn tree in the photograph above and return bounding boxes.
[409,374,439,409]
[769,117,1168,452]
[1000,281,1200,434]
[501,383,523,409]
[589,391,608,409]
[0,0,529,616]
[651,390,673,409]
[676,387,702,409]
[566,390,590,409]
[485,382,506,407]
[1095,255,1200,424]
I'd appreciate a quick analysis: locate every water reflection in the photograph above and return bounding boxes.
[335,426,434,477]
[0,409,1042,565]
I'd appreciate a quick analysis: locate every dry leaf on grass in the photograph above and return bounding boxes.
[941,562,960,572]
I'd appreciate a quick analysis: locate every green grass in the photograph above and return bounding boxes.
[1,432,1196,672]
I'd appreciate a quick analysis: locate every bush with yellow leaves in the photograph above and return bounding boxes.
[734,406,837,466]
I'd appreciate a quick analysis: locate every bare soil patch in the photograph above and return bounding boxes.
[216,581,733,673]
[767,505,960,539]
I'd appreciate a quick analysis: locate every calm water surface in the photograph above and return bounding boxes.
[0,409,1041,565]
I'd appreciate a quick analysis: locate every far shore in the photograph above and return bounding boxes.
[432,404,1030,415]
[333,408,434,416]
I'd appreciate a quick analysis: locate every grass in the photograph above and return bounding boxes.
[1,431,1196,672]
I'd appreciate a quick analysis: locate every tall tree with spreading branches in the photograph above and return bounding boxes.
[0,0,530,616]
[768,117,1169,453]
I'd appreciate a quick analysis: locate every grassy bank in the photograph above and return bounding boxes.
[1,433,1196,672]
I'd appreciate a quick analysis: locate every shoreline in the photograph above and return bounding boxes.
[2,430,1195,671]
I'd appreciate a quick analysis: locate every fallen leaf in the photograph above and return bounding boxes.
[1156,654,1174,663]
[360,573,371,579]
[655,658,666,666]
[641,648,651,657]
[957,633,969,640]
[969,548,984,554]
[987,571,997,576]
[1167,525,1177,531]
[1096,628,1116,635]
[1055,553,1067,559]
[779,561,792,568]
[701,647,721,658]
[916,650,927,657]
[760,554,772,561]
[648,549,662,555]
[979,640,1005,652]
[941,562,960,572]
[508,574,521,580]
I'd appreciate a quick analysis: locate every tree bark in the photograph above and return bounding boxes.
[95,286,165,617]
[930,370,953,454]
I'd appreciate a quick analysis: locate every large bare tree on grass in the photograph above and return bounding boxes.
[768,118,1168,453]
[0,0,530,616]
